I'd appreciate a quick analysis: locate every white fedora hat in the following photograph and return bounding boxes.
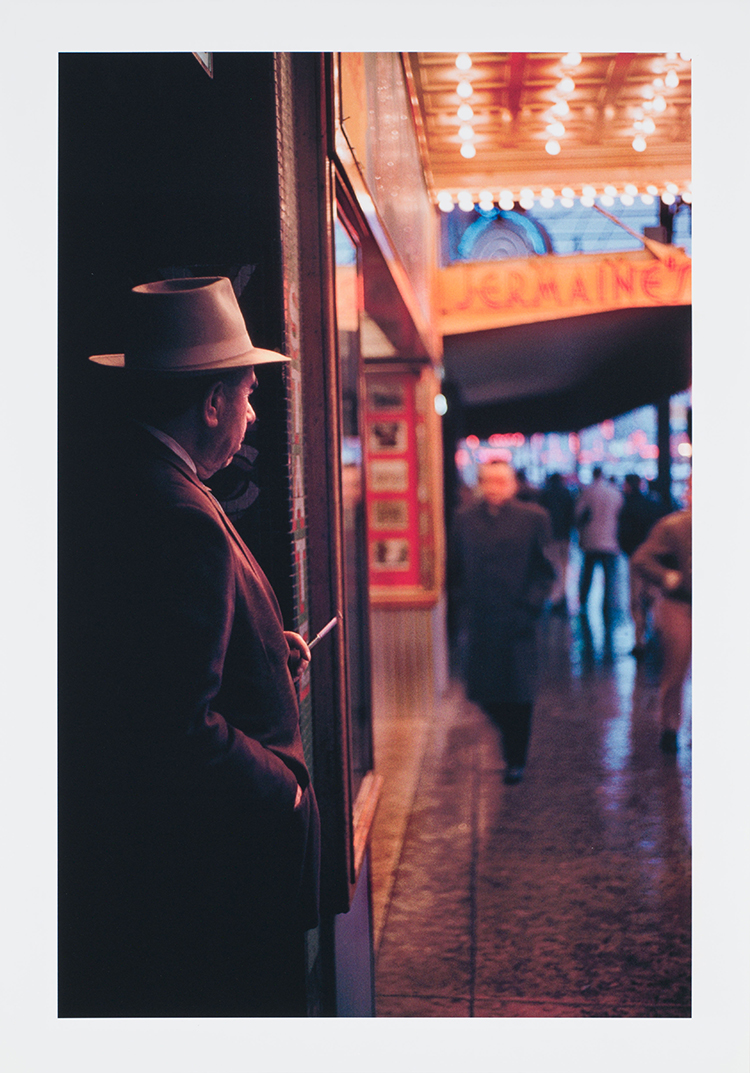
[89,276,289,373]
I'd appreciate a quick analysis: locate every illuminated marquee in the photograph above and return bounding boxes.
[440,247,691,335]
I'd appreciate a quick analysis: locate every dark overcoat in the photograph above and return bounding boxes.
[452,497,554,705]
[59,422,320,1016]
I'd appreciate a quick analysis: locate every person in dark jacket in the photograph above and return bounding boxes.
[452,460,554,784]
[59,277,320,1017]
[631,480,692,753]
[618,473,665,655]
[538,472,576,614]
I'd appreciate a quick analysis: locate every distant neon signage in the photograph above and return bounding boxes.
[440,248,691,334]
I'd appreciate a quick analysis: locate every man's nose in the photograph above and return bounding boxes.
[246,403,256,426]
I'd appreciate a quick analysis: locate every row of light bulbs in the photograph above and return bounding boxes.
[541,53,580,156]
[451,52,691,159]
[630,53,689,152]
[436,182,692,213]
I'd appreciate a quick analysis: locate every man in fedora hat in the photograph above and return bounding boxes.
[59,277,320,1017]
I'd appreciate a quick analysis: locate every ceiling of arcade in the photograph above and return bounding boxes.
[405,52,692,434]
[408,52,691,204]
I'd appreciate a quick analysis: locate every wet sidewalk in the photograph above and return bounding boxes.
[372,571,692,1017]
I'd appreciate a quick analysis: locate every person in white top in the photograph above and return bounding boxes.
[574,466,624,622]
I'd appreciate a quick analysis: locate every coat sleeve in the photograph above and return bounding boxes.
[524,509,556,614]
[127,503,300,814]
[631,514,682,596]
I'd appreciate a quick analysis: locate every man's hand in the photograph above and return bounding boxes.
[663,569,682,592]
[294,783,303,808]
[285,631,311,683]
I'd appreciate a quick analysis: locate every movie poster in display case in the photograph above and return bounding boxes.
[364,365,445,607]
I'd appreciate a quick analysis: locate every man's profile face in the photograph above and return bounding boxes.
[203,367,258,477]
[478,463,517,507]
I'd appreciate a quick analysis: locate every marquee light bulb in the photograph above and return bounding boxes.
[460,141,476,158]
[600,194,615,207]
[662,191,675,205]
[561,197,575,208]
[561,52,582,67]
[620,194,634,206]
[546,121,565,137]
[682,190,692,204]
[632,135,647,152]
[557,76,575,95]
[647,185,658,195]
[580,195,595,207]
[605,185,617,197]
[641,193,655,205]
[438,199,455,213]
[642,117,656,135]
[582,185,596,198]
[457,80,473,99]
[666,181,679,194]
[459,124,475,140]
[551,99,570,117]
[653,95,667,113]
[625,184,638,196]
[457,103,474,121]
[665,69,679,88]
[541,187,555,199]
[545,138,561,155]
[456,53,472,71]
[519,195,534,209]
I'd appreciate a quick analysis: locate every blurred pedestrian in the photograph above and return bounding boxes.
[539,472,576,614]
[575,466,624,621]
[452,461,555,784]
[632,480,692,753]
[618,473,664,656]
[515,468,541,503]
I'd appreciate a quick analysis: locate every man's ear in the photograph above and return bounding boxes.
[201,380,225,428]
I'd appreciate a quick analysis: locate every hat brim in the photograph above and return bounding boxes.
[89,347,290,373]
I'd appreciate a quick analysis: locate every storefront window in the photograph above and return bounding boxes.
[334,216,373,793]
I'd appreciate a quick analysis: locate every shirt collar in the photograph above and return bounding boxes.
[138,423,198,476]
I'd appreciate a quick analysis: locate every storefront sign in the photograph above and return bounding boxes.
[440,248,691,335]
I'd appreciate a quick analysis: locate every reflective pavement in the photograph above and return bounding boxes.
[373,557,691,1017]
